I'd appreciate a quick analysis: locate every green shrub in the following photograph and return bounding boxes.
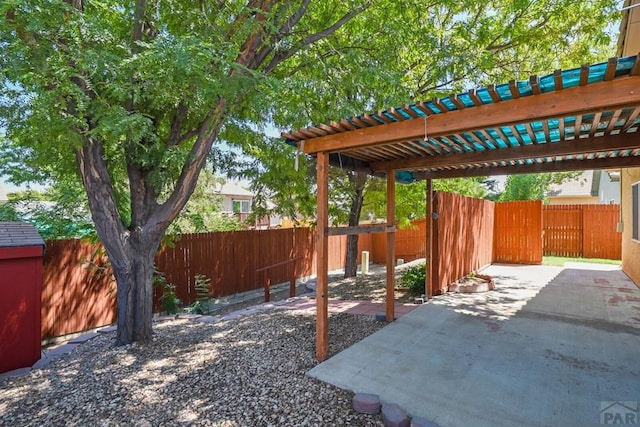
[185,274,211,314]
[154,269,181,315]
[398,263,426,295]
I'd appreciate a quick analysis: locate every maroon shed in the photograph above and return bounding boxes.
[0,222,45,374]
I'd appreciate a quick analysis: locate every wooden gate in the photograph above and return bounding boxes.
[542,204,621,259]
[493,200,543,264]
[543,207,583,257]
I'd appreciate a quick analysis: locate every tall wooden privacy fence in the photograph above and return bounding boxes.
[42,240,117,339]
[332,192,495,295]
[493,200,544,264]
[156,229,314,306]
[543,204,621,259]
[41,229,360,339]
[492,202,621,262]
[432,192,494,295]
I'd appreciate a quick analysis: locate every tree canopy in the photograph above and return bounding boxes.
[499,172,583,202]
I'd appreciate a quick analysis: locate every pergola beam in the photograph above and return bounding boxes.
[326,224,396,236]
[301,77,640,154]
[425,179,434,297]
[370,132,640,172]
[412,155,640,180]
[386,172,396,322]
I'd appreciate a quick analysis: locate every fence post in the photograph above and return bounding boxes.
[264,272,270,302]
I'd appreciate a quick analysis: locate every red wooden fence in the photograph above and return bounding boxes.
[544,206,582,257]
[433,192,495,294]
[363,193,494,294]
[41,229,360,339]
[493,200,543,264]
[42,240,117,339]
[369,221,426,264]
[156,229,311,305]
[543,204,621,259]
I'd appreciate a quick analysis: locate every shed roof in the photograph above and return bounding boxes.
[284,55,640,183]
[0,222,45,248]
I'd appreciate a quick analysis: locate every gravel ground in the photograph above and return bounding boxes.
[325,261,424,304]
[0,263,420,426]
[0,310,385,426]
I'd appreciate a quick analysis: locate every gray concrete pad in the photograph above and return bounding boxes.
[308,264,640,427]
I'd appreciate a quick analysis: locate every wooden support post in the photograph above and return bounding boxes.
[426,179,434,297]
[386,171,396,322]
[290,259,296,298]
[316,152,329,361]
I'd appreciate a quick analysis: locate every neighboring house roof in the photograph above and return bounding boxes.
[215,181,254,198]
[547,171,596,198]
[0,222,45,248]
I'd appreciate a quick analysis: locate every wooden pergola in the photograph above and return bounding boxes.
[283,55,640,361]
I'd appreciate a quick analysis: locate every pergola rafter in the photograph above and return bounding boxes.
[372,132,640,172]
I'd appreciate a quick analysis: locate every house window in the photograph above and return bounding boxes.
[232,199,251,214]
[633,182,640,241]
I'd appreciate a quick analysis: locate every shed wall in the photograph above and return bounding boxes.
[0,246,42,373]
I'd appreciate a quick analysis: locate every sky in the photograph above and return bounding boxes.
[0,177,45,194]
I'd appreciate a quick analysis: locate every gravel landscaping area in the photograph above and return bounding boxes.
[324,261,424,304]
[0,263,422,426]
[0,310,385,426]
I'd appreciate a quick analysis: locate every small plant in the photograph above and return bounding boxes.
[398,263,426,295]
[154,268,181,315]
[185,274,211,314]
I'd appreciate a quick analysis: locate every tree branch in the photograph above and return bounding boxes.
[236,0,277,68]
[168,102,188,146]
[152,98,229,231]
[75,139,128,264]
[132,0,148,51]
[280,0,312,34]
[417,74,467,96]
[176,129,200,145]
[263,1,372,74]
[252,0,312,69]
[127,158,159,229]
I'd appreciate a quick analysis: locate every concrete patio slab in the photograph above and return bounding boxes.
[308,264,640,427]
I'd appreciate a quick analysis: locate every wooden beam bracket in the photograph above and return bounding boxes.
[325,224,397,236]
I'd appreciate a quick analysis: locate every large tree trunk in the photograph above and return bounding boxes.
[344,171,368,278]
[112,233,162,344]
